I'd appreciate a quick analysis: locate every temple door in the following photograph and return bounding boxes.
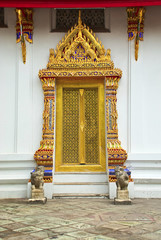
[55,78,106,172]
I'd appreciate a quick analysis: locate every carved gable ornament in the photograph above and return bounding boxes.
[39,11,121,78]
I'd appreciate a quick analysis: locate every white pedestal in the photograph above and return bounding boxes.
[27,182,53,199]
[109,182,134,199]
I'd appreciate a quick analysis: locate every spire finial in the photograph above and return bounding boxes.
[78,9,82,26]
[78,9,82,37]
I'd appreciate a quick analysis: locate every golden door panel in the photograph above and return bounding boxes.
[84,88,99,164]
[63,88,79,164]
[55,78,106,172]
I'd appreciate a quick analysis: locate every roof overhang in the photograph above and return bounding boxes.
[0,0,161,8]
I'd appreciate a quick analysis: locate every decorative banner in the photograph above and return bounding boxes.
[16,8,33,64]
[127,7,145,61]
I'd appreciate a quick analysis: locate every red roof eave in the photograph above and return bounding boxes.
[0,0,161,8]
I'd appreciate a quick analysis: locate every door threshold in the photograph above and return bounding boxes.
[52,193,109,199]
[54,172,107,174]
[53,182,108,185]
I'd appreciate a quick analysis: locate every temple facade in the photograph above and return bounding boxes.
[0,6,161,199]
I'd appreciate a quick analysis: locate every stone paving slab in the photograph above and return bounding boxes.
[0,199,161,239]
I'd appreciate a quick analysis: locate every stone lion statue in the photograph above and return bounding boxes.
[115,166,129,190]
[31,166,44,190]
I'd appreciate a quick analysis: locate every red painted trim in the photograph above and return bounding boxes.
[0,0,161,8]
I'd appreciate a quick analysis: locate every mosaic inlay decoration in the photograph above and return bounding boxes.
[70,45,91,62]
[34,80,55,183]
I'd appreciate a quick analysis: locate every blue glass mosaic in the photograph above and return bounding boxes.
[108,98,112,130]
[49,99,52,130]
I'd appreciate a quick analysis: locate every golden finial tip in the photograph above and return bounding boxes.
[78,9,82,26]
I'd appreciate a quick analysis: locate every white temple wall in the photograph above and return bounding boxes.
[0,7,161,198]
[0,8,16,153]
[127,6,161,197]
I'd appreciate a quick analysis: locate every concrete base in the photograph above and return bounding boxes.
[109,182,134,199]
[31,188,44,199]
[28,197,47,204]
[27,182,53,199]
[114,198,131,205]
[117,189,129,199]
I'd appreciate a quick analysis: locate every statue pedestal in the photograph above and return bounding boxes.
[114,190,131,205]
[28,188,47,204]
[31,188,44,199]
[28,198,47,204]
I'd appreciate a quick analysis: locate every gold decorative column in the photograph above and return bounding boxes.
[106,76,129,182]
[34,78,55,183]
[16,8,33,64]
[127,7,145,61]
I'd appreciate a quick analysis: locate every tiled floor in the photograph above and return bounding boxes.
[0,198,161,239]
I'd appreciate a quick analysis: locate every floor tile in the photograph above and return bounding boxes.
[0,199,161,240]
[66,230,94,238]
[85,236,117,240]
[0,227,7,232]
[70,222,93,230]
[13,226,42,233]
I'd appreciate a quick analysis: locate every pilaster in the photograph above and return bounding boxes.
[105,77,130,182]
[34,77,55,183]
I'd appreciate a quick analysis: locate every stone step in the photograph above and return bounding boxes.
[52,182,108,195]
[52,193,109,198]
[53,173,108,183]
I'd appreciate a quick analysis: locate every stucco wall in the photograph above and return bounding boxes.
[0,7,161,198]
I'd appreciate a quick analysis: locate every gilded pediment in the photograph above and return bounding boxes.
[47,11,113,70]
[39,10,122,78]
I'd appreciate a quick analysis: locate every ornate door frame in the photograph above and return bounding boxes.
[34,12,127,183]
